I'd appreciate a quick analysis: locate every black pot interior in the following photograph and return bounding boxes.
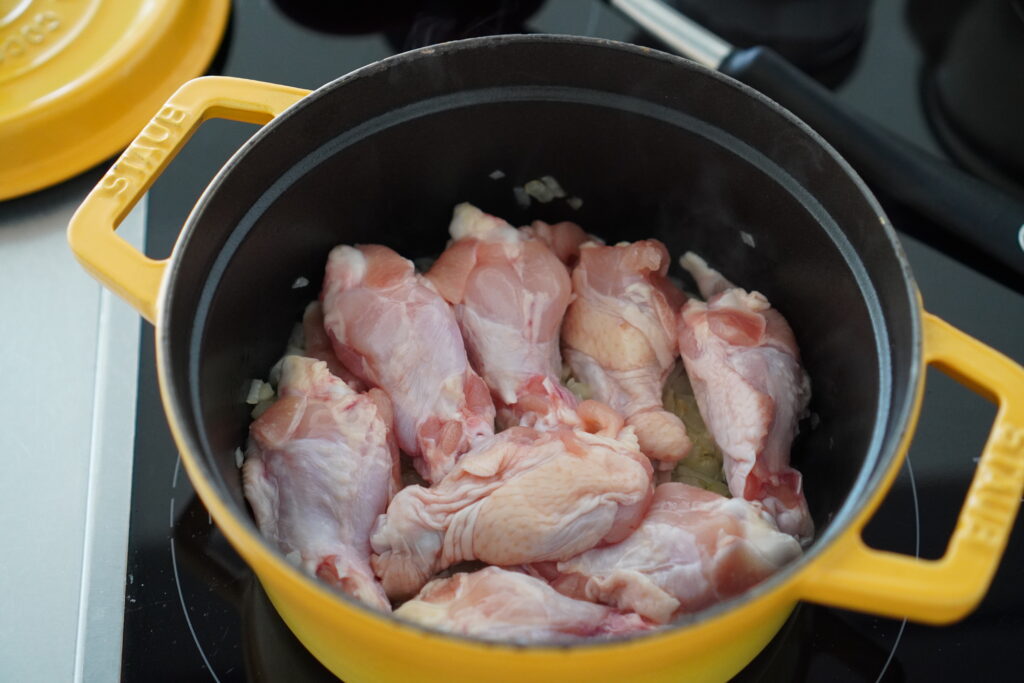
[162,36,920,575]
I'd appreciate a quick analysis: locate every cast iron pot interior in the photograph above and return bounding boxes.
[160,35,919,632]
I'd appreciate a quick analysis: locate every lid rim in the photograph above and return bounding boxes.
[0,0,231,201]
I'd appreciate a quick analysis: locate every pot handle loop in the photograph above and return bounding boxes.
[67,76,311,323]
[800,312,1024,623]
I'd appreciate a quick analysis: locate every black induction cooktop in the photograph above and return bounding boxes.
[122,1,1024,680]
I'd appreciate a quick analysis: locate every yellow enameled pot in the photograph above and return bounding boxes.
[68,37,1024,682]
[0,0,229,200]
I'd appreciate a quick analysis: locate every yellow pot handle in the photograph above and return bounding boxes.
[800,311,1024,624]
[67,76,311,323]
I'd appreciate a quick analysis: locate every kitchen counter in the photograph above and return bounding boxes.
[0,175,143,682]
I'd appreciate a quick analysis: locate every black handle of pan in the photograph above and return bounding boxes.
[719,46,1024,284]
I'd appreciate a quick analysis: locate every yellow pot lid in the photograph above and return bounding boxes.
[0,0,230,201]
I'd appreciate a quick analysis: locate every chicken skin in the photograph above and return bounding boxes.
[300,301,365,390]
[677,252,813,543]
[321,244,495,483]
[427,203,578,430]
[520,218,593,266]
[551,483,802,622]
[370,425,654,599]
[562,240,691,468]
[395,567,653,643]
[243,356,399,610]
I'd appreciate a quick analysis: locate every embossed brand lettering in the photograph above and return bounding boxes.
[969,500,1010,527]
[2,38,25,58]
[995,424,1024,452]
[39,11,61,32]
[960,422,1024,551]
[141,121,172,143]
[962,517,1001,550]
[157,106,188,126]
[22,24,45,45]
[0,10,63,65]
[98,105,190,197]
[99,175,130,196]
[120,144,161,172]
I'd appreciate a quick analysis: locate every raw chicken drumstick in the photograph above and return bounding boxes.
[321,244,496,483]
[562,240,691,468]
[243,356,399,610]
[370,425,654,600]
[427,203,579,430]
[677,252,814,543]
[520,218,594,266]
[551,482,802,623]
[395,567,653,643]
[300,301,365,390]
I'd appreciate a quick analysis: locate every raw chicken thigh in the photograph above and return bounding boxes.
[562,240,691,468]
[321,244,496,483]
[552,483,802,622]
[370,425,654,599]
[677,252,813,543]
[395,567,653,643]
[427,203,578,430]
[243,356,399,611]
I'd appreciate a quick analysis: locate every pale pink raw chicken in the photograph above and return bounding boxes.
[520,218,594,266]
[394,567,653,643]
[427,203,578,430]
[243,356,399,610]
[551,483,802,623]
[370,424,654,599]
[321,244,495,483]
[562,240,691,467]
[300,301,365,390]
[677,252,813,543]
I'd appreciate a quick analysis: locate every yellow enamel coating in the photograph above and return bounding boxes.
[67,76,310,322]
[0,0,230,200]
[68,76,1024,682]
[801,312,1024,622]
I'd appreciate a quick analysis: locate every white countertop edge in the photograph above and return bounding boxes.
[72,199,145,683]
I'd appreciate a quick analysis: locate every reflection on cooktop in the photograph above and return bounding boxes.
[665,0,871,86]
[908,0,1024,198]
[271,0,545,48]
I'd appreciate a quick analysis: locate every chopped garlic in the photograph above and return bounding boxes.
[524,179,556,203]
[513,186,530,208]
[539,175,566,198]
[251,399,274,419]
[565,377,592,401]
[661,363,728,494]
[247,379,276,417]
[245,379,266,404]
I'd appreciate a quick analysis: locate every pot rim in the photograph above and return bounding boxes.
[154,33,922,650]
